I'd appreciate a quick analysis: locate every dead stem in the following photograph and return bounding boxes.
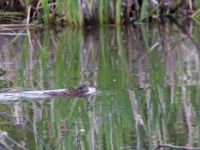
[0,130,28,150]
[153,144,200,150]
[0,24,42,31]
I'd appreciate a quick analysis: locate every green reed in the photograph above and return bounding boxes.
[57,0,82,26]
[194,0,200,8]
[39,0,49,23]
[0,11,23,23]
[98,0,109,24]
[139,0,148,21]
[115,0,121,24]
[0,0,198,25]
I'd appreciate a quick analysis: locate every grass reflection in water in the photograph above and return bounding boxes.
[0,22,200,149]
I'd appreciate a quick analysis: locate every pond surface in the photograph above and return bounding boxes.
[0,21,200,150]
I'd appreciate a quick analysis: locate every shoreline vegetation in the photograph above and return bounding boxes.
[0,0,199,28]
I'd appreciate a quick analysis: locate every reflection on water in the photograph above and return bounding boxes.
[0,21,200,149]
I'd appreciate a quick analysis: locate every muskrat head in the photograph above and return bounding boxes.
[78,84,88,93]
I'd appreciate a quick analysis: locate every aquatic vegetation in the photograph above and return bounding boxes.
[192,9,200,25]
[0,0,198,26]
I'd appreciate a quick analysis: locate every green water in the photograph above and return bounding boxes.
[0,22,200,150]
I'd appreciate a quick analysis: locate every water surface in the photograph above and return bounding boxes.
[0,21,200,150]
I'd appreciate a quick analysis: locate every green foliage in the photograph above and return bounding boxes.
[39,0,50,23]
[0,0,198,25]
[193,23,200,47]
[98,0,109,24]
[139,0,148,21]
[0,11,23,23]
[192,9,200,25]
[58,0,82,26]
[115,0,121,24]
[194,0,200,8]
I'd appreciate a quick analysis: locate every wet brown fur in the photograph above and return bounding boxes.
[44,84,89,97]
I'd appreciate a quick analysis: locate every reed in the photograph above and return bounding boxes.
[61,0,82,26]
[40,0,50,23]
[0,0,198,26]
[98,0,109,24]
[139,0,148,21]
[115,0,121,24]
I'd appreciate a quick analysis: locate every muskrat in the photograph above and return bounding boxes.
[44,84,89,97]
